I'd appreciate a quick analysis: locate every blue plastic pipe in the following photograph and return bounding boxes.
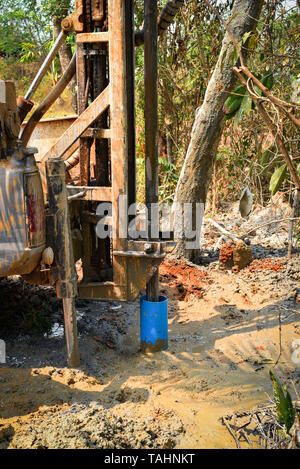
[140,295,168,353]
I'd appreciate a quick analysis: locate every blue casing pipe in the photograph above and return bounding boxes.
[140,295,168,352]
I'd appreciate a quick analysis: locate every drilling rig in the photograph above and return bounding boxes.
[0,0,176,366]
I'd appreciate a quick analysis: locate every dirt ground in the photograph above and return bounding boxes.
[0,241,299,448]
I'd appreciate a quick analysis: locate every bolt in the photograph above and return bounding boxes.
[61,18,73,32]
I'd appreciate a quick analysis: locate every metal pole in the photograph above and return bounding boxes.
[46,156,80,368]
[144,0,159,302]
[25,31,67,101]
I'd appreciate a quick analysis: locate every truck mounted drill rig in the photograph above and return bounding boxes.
[0,0,181,366]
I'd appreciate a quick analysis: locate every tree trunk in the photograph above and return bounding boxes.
[173,0,264,261]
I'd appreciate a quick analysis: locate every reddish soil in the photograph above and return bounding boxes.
[247,258,284,273]
[219,243,235,266]
[160,259,208,300]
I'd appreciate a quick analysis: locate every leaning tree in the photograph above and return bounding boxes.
[173,0,264,260]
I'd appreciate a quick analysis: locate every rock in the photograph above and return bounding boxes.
[219,239,253,270]
[233,240,253,269]
[0,424,14,441]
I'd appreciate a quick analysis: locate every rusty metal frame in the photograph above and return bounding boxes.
[37,0,166,303]
[41,85,110,161]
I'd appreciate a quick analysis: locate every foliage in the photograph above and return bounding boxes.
[224,72,275,125]
[135,0,232,202]
[135,1,299,207]
[0,0,49,60]
[0,0,75,117]
[269,164,287,196]
[0,0,298,208]
[210,1,300,207]
[0,0,74,62]
[269,369,296,436]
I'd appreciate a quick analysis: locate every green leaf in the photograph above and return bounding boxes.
[224,85,247,119]
[233,104,243,130]
[224,96,243,116]
[242,31,252,44]
[269,370,296,434]
[233,95,252,130]
[269,370,287,426]
[243,95,252,116]
[242,32,258,50]
[248,35,258,50]
[261,147,274,165]
[225,85,246,105]
[158,157,167,165]
[269,164,287,195]
[283,384,296,434]
[262,73,274,91]
[259,53,265,62]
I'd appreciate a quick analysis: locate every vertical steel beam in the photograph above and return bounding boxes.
[144,0,159,302]
[124,0,136,211]
[46,157,80,367]
[92,1,111,275]
[108,0,129,287]
[74,0,114,283]
[77,40,95,281]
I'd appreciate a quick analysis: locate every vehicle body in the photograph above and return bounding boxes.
[0,80,46,278]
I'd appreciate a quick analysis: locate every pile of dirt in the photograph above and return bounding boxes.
[240,257,299,285]
[219,240,253,271]
[248,259,284,273]
[160,259,208,299]
[240,193,293,249]
[201,192,297,256]
[2,403,184,449]
[219,242,235,268]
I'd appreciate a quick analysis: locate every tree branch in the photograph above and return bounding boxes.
[240,66,300,129]
[203,0,245,67]
[234,67,300,190]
